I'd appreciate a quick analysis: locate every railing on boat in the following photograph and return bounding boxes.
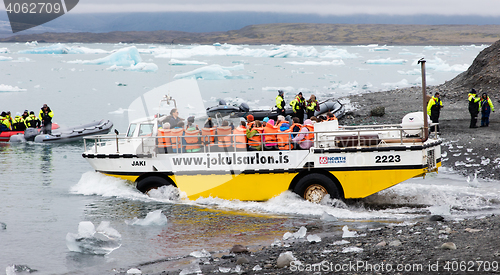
[83,123,439,155]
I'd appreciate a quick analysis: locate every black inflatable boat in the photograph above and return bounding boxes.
[206,98,345,121]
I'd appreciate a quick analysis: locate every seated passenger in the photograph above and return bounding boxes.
[326,112,337,121]
[292,119,314,150]
[170,121,185,153]
[184,120,201,153]
[246,120,263,151]
[246,114,255,129]
[277,122,293,150]
[289,117,302,139]
[263,119,278,150]
[24,111,41,129]
[233,121,247,151]
[0,111,11,131]
[217,120,233,151]
[158,122,172,153]
[276,115,286,128]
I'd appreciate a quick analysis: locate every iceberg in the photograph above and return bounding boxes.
[0,56,12,61]
[283,226,307,240]
[366,58,407,64]
[69,46,141,66]
[382,79,411,89]
[169,59,208,65]
[173,64,251,80]
[0,84,27,92]
[286,60,345,66]
[66,221,122,255]
[125,209,168,226]
[107,62,158,72]
[18,43,108,54]
[0,48,9,53]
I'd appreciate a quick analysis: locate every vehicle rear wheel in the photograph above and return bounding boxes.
[136,176,170,193]
[293,173,340,203]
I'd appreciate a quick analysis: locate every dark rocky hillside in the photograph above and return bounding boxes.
[437,40,500,101]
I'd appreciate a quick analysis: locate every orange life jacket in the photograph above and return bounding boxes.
[170,128,184,151]
[290,123,302,138]
[201,127,216,145]
[233,126,247,149]
[184,129,201,152]
[263,123,278,145]
[328,115,337,121]
[277,129,293,150]
[217,126,233,147]
[247,121,255,129]
[158,128,172,149]
[247,127,263,148]
[303,124,314,140]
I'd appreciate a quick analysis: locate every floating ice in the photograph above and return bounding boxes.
[109,107,132,115]
[0,56,12,61]
[366,58,407,64]
[425,57,468,72]
[262,86,295,92]
[127,268,142,274]
[107,62,158,72]
[66,221,122,255]
[286,60,345,66]
[320,211,338,222]
[18,43,108,54]
[0,47,9,53]
[427,205,451,216]
[25,41,38,46]
[179,263,202,275]
[0,84,27,92]
[173,64,251,80]
[169,59,207,65]
[5,265,37,275]
[381,79,411,89]
[307,234,321,243]
[154,44,357,59]
[342,225,359,238]
[190,249,211,258]
[283,226,307,240]
[68,46,141,66]
[125,210,168,226]
[329,81,359,91]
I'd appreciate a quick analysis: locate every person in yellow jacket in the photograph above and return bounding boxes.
[12,112,26,131]
[427,92,443,132]
[480,92,495,127]
[39,104,54,134]
[275,90,286,116]
[0,111,11,131]
[305,94,318,119]
[468,89,481,128]
[25,111,41,128]
[289,92,305,123]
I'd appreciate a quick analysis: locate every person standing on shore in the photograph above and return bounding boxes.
[39,104,54,134]
[480,92,495,127]
[275,90,286,117]
[427,92,443,132]
[468,89,480,128]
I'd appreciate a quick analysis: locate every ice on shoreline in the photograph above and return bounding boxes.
[66,221,122,255]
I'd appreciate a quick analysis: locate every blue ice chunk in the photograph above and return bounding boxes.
[69,46,142,66]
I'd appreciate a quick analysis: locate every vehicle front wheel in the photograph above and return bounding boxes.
[293,173,340,203]
[136,176,170,193]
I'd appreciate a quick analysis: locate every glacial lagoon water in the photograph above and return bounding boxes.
[1,42,500,274]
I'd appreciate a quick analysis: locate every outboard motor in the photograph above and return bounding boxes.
[239,102,250,112]
[218,99,227,105]
[24,128,38,141]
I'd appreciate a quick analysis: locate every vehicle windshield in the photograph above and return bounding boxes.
[139,123,154,137]
[127,124,137,137]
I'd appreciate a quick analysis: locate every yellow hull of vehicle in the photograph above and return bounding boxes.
[103,161,440,201]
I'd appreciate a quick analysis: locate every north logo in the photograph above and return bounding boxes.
[319,156,328,164]
[4,0,79,33]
